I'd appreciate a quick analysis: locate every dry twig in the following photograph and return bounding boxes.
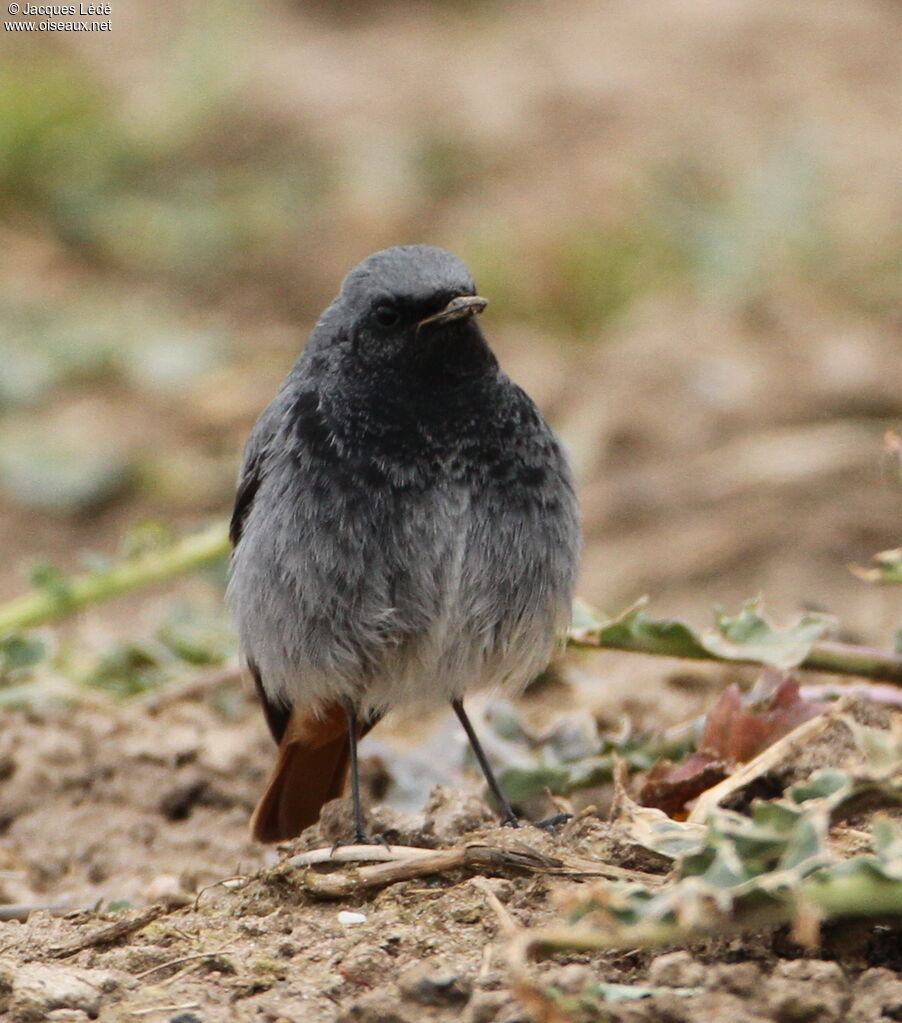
[134,949,236,982]
[288,840,661,899]
[49,898,189,959]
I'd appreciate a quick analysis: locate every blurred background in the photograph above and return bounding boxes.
[1,0,900,677]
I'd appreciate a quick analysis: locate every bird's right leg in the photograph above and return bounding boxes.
[342,699,370,844]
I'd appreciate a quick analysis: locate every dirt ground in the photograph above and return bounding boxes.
[1,1,901,1021]
[2,677,902,1023]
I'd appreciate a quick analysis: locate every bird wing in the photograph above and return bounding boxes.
[229,386,294,547]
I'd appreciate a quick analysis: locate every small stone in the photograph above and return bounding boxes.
[337,990,415,1022]
[773,960,844,985]
[337,948,393,988]
[464,990,508,1023]
[648,950,706,988]
[709,962,763,996]
[10,964,123,1023]
[144,873,185,901]
[768,959,849,1023]
[849,967,902,1023]
[337,910,367,926]
[553,963,591,994]
[398,959,472,1007]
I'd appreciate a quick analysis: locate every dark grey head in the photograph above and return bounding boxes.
[313,245,492,382]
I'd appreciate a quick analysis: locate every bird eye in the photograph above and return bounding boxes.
[373,304,401,328]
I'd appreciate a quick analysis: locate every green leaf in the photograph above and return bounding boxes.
[789,769,850,804]
[0,633,50,682]
[106,900,135,912]
[870,818,902,879]
[571,597,711,658]
[29,561,73,603]
[84,641,168,698]
[840,717,902,777]
[570,597,832,669]
[704,600,831,669]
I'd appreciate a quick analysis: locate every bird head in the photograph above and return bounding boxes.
[319,245,493,382]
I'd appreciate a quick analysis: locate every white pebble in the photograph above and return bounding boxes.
[337,910,367,926]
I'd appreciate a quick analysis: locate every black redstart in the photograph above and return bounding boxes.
[228,245,580,843]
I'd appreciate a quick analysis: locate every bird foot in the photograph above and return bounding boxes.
[497,812,571,835]
[533,812,572,835]
[331,832,392,855]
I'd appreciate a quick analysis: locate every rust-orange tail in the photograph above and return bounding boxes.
[250,701,377,844]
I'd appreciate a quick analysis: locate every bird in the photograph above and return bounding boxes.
[227,244,580,844]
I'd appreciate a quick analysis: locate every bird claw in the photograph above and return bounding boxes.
[533,812,572,835]
[498,811,571,835]
[331,832,392,855]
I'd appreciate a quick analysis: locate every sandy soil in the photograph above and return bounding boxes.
[1,1,901,1020]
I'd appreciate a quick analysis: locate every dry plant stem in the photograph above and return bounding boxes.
[473,875,559,1022]
[289,844,438,867]
[802,641,902,682]
[130,1003,201,1018]
[294,842,562,898]
[134,949,235,982]
[49,899,188,958]
[470,877,520,937]
[290,842,662,898]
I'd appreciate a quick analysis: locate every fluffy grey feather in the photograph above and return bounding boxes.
[228,245,580,720]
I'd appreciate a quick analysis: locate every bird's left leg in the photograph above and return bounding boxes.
[450,698,520,827]
[450,698,571,833]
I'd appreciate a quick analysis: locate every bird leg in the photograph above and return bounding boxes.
[343,699,370,844]
[450,699,520,828]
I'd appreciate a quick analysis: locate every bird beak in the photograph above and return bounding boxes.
[417,295,488,329]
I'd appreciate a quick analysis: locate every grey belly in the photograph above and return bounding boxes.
[228,484,567,715]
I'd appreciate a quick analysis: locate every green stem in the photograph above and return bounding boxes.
[802,640,902,682]
[0,523,230,635]
[572,633,902,685]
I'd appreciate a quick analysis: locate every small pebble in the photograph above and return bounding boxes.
[337,910,367,926]
[398,959,471,1006]
[144,874,185,901]
[648,950,706,988]
[553,963,591,994]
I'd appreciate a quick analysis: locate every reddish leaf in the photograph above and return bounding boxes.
[639,753,727,817]
[639,675,829,816]
[699,677,828,763]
